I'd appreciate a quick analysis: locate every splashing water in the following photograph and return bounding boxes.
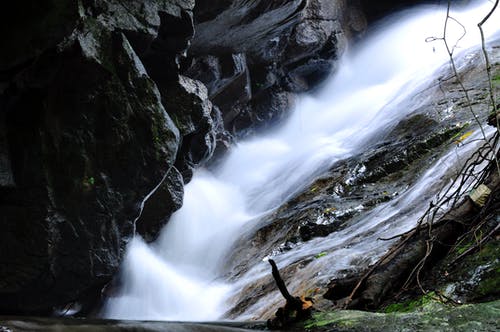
[104,1,499,321]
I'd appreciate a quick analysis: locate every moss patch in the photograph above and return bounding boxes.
[492,73,500,86]
[440,237,500,303]
[384,292,437,313]
[302,300,500,331]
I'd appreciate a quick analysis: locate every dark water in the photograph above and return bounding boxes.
[0,317,266,331]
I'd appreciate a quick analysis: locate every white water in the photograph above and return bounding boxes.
[104,1,499,321]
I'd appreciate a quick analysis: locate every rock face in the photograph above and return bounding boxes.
[0,0,215,315]
[186,0,367,138]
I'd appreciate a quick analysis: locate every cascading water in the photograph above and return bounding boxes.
[104,1,499,321]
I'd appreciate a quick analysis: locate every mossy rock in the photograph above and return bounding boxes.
[383,292,437,313]
[440,239,500,303]
[301,300,500,331]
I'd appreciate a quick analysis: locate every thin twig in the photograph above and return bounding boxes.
[477,0,500,175]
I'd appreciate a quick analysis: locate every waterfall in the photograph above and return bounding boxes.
[103,1,499,321]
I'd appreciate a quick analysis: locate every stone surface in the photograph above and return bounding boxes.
[186,0,367,137]
[421,197,500,305]
[300,300,500,332]
[164,75,216,181]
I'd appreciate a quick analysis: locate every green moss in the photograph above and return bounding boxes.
[384,291,437,313]
[492,73,500,86]
[304,311,372,329]
[470,242,500,298]
[455,241,473,255]
[440,123,469,145]
[436,236,499,303]
[477,273,500,297]
[315,252,327,259]
[82,176,95,191]
[302,300,500,331]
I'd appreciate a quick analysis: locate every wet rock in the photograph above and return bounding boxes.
[0,316,268,332]
[225,110,466,286]
[113,2,219,181]
[424,195,500,304]
[164,75,216,181]
[0,117,14,188]
[207,105,235,167]
[136,167,184,242]
[140,8,194,89]
[187,0,367,136]
[185,53,251,127]
[193,0,233,24]
[1,1,370,314]
[299,222,336,242]
[233,87,296,136]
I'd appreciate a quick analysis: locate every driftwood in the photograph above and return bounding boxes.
[267,259,313,329]
[325,159,500,309]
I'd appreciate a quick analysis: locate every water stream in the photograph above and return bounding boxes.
[104,1,499,321]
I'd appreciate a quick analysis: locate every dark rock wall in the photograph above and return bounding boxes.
[0,0,211,315]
